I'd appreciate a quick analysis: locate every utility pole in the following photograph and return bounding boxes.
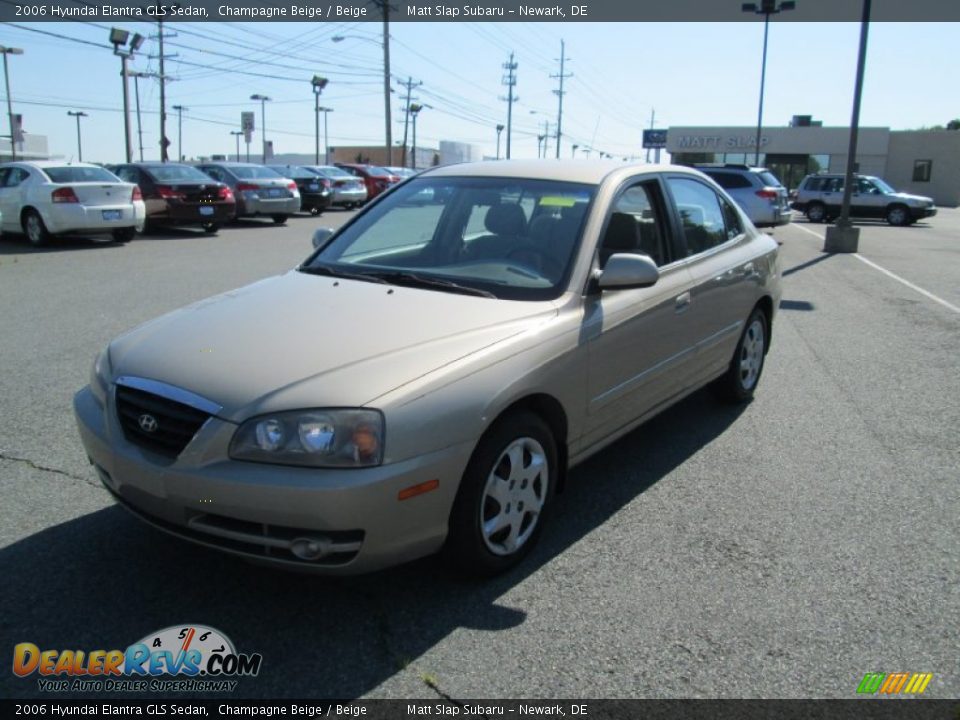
[551,39,572,159]
[129,71,152,162]
[67,111,87,161]
[500,52,518,159]
[172,104,186,161]
[152,19,176,162]
[398,76,422,168]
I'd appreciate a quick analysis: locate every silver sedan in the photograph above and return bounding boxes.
[74,161,781,576]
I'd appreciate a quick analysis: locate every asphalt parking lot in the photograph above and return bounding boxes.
[0,206,957,700]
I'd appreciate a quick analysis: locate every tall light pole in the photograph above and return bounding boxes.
[250,94,271,163]
[825,0,871,254]
[318,107,333,164]
[67,111,88,161]
[311,76,328,165]
[172,104,187,161]
[128,71,154,162]
[110,28,144,163]
[1,46,24,161]
[332,32,392,165]
[409,103,426,170]
[571,143,579,158]
[495,124,505,160]
[230,130,242,161]
[742,0,794,166]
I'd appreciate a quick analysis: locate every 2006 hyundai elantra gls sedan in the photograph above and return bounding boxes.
[75,161,781,575]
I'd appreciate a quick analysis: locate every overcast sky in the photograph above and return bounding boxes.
[2,20,957,163]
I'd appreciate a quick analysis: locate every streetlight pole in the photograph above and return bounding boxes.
[311,76,328,166]
[332,32,391,165]
[825,0,871,254]
[172,104,187,161]
[67,111,88,161]
[496,124,504,160]
[230,131,242,161]
[318,107,333,164]
[409,103,424,170]
[742,0,794,166]
[110,28,144,164]
[128,71,153,162]
[1,46,24,161]
[250,94,271,163]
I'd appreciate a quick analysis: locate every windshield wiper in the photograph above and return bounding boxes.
[366,271,496,298]
[298,264,389,285]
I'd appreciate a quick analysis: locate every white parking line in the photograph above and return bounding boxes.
[790,223,960,315]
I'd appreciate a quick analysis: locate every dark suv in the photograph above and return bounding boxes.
[791,173,936,226]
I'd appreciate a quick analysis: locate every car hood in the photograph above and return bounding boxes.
[892,192,933,204]
[108,271,557,421]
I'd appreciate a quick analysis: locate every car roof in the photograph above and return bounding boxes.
[423,159,685,185]
[4,160,109,169]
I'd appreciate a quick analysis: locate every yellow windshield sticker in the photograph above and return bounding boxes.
[539,196,577,207]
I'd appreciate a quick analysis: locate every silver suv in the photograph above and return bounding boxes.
[693,164,792,228]
[791,173,936,226]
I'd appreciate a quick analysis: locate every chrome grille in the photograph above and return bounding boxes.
[116,384,211,458]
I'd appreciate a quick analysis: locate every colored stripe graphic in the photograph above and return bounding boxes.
[857,672,932,695]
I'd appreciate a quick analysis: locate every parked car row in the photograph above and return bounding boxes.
[1,160,402,246]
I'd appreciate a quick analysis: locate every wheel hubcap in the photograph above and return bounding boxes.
[480,437,548,556]
[738,319,765,390]
[890,208,906,224]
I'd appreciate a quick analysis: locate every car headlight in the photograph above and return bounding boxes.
[90,346,111,404]
[229,409,384,468]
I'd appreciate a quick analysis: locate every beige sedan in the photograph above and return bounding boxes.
[74,160,781,576]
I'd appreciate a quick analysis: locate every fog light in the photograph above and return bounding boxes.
[290,537,330,561]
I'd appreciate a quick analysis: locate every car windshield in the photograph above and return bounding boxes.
[43,166,119,183]
[303,176,595,301]
[366,166,391,176]
[230,166,283,179]
[868,177,896,193]
[149,165,216,182]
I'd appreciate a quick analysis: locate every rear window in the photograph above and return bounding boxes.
[230,166,283,179]
[269,166,315,180]
[757,171,783,187]
[319,167,354,179]
[706,172,752,190]
[43,166,120,183]
[148,165,215,182]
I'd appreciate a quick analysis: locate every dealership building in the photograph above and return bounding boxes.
[666,124,960,207]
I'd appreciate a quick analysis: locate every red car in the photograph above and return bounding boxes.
[334,163,400,202]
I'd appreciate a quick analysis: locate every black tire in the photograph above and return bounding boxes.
[271,214,288,225]
[112,227,136,243]
[886,204,910,227]
[201,222,219,234]
[22,210,51,247]
[715,307,769,403]
[805,202,826,223]
[309,206,322,216]
[445,412,557,576]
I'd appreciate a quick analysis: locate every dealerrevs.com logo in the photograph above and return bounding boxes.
[12,625,262,693]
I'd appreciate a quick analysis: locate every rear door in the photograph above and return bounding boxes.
[664,175,759,382]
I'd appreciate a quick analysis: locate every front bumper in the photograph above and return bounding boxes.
[74,385,472,574]
[912,206,937,220]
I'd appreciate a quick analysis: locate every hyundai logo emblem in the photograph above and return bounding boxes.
[138,414,159,433]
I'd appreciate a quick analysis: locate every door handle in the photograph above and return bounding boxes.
[675,292,691,313]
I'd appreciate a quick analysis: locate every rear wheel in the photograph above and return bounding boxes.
[23,210,50,247]
[445,412,556,576]
[805,202,826,223]
[715,307,768,403]
[886,204,910,226]
[112,227,136,243]
[271,214,288,225]
[201,222,219,234]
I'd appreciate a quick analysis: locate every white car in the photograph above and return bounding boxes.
[0,161,145,246]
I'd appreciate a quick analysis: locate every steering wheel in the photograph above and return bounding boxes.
[505,244,563,280]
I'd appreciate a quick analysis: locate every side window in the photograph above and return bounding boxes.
[5,168,29,187]
[0,168,8,186]
[856,178,876,194]
[720,198,744,240]
[707,172,751,190]
[666,177,728,256]
[599,183,665,267]
[200,167,223,182]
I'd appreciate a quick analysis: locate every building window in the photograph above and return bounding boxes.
[912,159,932,182]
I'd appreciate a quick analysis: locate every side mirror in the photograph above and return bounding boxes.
[312,227,335,250]
[597,253,660,291]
